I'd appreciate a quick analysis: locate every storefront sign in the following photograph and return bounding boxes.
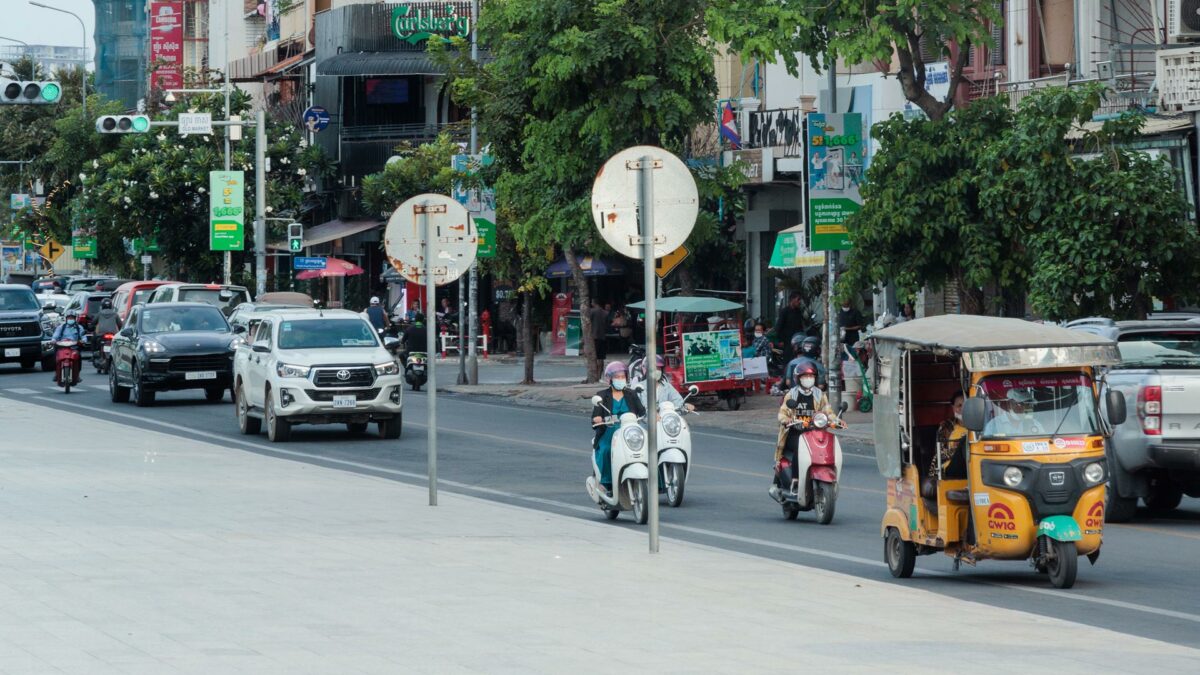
[392,2,472,45]
[768,231,825,269]
[748,108,804,156]
[149,1,184,91]
[806,112,863,251]
[474,218,496,258]
[682,330,744,383]
[72,236,97,260]
[209,171,245,252]
[727,148,773,184]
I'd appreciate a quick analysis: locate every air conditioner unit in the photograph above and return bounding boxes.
[1169,0,1200,43]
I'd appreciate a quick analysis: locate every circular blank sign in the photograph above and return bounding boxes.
[591,145,698,260]
[384,193,478,286]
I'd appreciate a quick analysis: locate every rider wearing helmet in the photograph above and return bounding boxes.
[53,310,87,342]
[402,311,427,353]
[783,334,826,388]
[774,362,833,462]
[631,355,691,411]
[591,361,647,496]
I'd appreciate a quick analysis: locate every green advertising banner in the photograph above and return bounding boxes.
[209,170,245,252]
[682,329,744,383]
[565,315,582,356]
[72,236,97,259]
[475,217,496,258]
[806,112,863,251]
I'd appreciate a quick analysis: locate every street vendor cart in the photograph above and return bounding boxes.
[627,296,759,410]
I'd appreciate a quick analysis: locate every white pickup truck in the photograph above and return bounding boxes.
[1069,316,1200,521]
[232,309,404,442]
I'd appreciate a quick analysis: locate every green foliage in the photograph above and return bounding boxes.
[842,86,1200,320]
[360,135,463,217]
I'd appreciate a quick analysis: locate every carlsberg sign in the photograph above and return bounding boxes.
[392,3,471,45]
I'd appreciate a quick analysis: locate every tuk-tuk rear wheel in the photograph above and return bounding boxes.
[885,527,916,578]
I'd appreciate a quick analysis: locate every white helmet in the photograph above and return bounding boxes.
[370,296,380,305]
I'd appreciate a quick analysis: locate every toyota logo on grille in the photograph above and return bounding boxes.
[336,369,351,381]
[0,325,18,333]
[1049,471,1066,486]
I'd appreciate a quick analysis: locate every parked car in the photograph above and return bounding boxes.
[232,309,404,442]
[0,284,49,370]
[1069,316,1200,521]
[111,280,175,326]
[148,283,251,316]
[108,302,242,407]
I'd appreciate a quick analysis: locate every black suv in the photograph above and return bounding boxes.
[0,284,48,370]
[109,302,241,406]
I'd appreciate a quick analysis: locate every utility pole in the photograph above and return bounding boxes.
[466,0,481,384]
[223,0,232,284]
[255,109,267,298]
[825,60,841,411]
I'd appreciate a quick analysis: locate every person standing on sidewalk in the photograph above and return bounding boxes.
[588,298,609,371]
[776,292,807,361]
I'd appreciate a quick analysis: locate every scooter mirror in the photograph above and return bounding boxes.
[785,397,799,410]
[839,401,849,415]
[591,395,603,406]
[688,385,700,396]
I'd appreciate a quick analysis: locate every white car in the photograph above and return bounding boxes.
[232,309,404,442]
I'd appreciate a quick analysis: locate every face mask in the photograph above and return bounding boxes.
[754,332,764,339]
[66,319,76,325]
[612,379,627,391]
[799,376,816,389]
[953,411,963,421]
[841,306,850,312]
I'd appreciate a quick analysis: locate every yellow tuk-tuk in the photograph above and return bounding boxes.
[869,316,1126,588]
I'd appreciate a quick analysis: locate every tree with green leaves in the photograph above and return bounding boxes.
[361,135,463,218]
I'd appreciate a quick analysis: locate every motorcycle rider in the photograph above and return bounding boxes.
[52,310,87,385]
[402,312,428,353]
[774,362,833,463]
[783,334,826,388]
[591,361,646,498]
[631,355,694,412]
[365,296,391,332]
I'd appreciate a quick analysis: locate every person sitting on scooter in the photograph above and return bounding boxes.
[591,361,647,497]
[631,355,694,412]
[52,310,87,385]
[775,362,833,458]
[783,335,826,389]
[92,298,119,356]
[402,312,428,353]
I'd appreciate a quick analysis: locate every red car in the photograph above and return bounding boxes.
[111,280,176,326]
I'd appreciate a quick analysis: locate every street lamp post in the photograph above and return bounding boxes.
[28,2,86,118]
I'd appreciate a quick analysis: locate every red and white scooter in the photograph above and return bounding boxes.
[769,399,848,524]
[54,338,83,394]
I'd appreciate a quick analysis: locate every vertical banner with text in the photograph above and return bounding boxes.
[149,1,184,91]
[806,112,863,251]
[209,171,245,252]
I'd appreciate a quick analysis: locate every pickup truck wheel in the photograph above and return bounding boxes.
[1144,480,1184,513]
[346,422,369,434]
[236,384,260,435]
[1105,484,1138,523]
[204,386,225,403]
[266,391,291,442]
[19,356,35,371]
[41,355,55,371]
[378,414,402,439]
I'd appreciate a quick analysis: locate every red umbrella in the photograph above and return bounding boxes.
[295,257,364,280]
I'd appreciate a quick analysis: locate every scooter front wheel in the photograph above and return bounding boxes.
[665,463,685,507]
[603,506,620,521]
[814,481,836,525]
[629,479,649,525]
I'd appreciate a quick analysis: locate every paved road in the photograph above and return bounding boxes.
[3,364,1199,648]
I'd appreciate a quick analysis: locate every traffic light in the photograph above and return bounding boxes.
[0,78,62,105]
[95,115,151,134]
[288,223,304,253]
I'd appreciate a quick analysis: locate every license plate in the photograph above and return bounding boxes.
[102,345,111,353]
[185,371,217,381]
[3,348,18,358]
[412,365,425,371]
[332,395,357,408]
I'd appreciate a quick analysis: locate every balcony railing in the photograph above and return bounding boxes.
[340,122,468,142]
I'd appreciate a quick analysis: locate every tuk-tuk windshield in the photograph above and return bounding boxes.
[979,373,1099,439]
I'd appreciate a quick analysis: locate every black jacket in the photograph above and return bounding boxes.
[591,387,647,442]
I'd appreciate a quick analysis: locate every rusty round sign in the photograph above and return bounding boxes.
[590,145,698,260]
[384,193,477,286]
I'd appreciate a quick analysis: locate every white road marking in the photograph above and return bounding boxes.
[25,394,1200,627]
[3,388,40,395]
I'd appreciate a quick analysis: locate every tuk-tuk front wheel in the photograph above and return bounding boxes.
[1044,538,1078,589]
[885,527,916,578]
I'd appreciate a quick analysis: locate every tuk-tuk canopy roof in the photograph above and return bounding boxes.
[871,315,1114,352]
[626,297,743,313]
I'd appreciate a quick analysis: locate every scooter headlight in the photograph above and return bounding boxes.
[813,412,829,429]
[1003,466,1024,488]
[1083,462,1105,485]
[623,426,645,452]
[661,413,682,438]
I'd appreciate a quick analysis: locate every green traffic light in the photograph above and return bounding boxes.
[40,82,60,102]
[132,116,149,132]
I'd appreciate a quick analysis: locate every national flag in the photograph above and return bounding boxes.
[720,102,740,149]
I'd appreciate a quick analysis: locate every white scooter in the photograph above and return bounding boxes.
[586,395,651,524]
[632,380,700,507]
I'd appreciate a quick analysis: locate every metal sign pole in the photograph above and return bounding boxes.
[640,155,660,554]
[422,201,438,506]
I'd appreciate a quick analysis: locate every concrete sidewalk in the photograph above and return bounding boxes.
[1,400,1194,673]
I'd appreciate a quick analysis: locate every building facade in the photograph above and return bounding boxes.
[0,44,88,75]
[93,0,148,109]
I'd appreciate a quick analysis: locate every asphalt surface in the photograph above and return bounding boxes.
[2,363,1199,648]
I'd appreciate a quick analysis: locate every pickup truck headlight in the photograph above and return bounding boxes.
[276,363,310,378]
[140,339,166,354]
[227,336,244,350]
[374,361,400,376]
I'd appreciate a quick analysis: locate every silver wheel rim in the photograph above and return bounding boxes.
[632,482,645,520]
[237,389,247,426]
[889,533,900,568]
[667,465,679,502]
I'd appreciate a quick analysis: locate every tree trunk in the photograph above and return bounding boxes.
[677,265,696,296]
[521,290,535,385]
[891,26,971,122]
[564,246,600,383]
[956,274,986,315]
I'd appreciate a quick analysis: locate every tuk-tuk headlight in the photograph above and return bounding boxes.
[661,413,682,438]
[1083,462,1105,485]
[623,426,645,452]
[1003,466,1024,488]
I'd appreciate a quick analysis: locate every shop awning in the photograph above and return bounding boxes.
[267,219,382,251]
[768,229,826,269]
[545,256,626,278]
[317,52,443,77]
